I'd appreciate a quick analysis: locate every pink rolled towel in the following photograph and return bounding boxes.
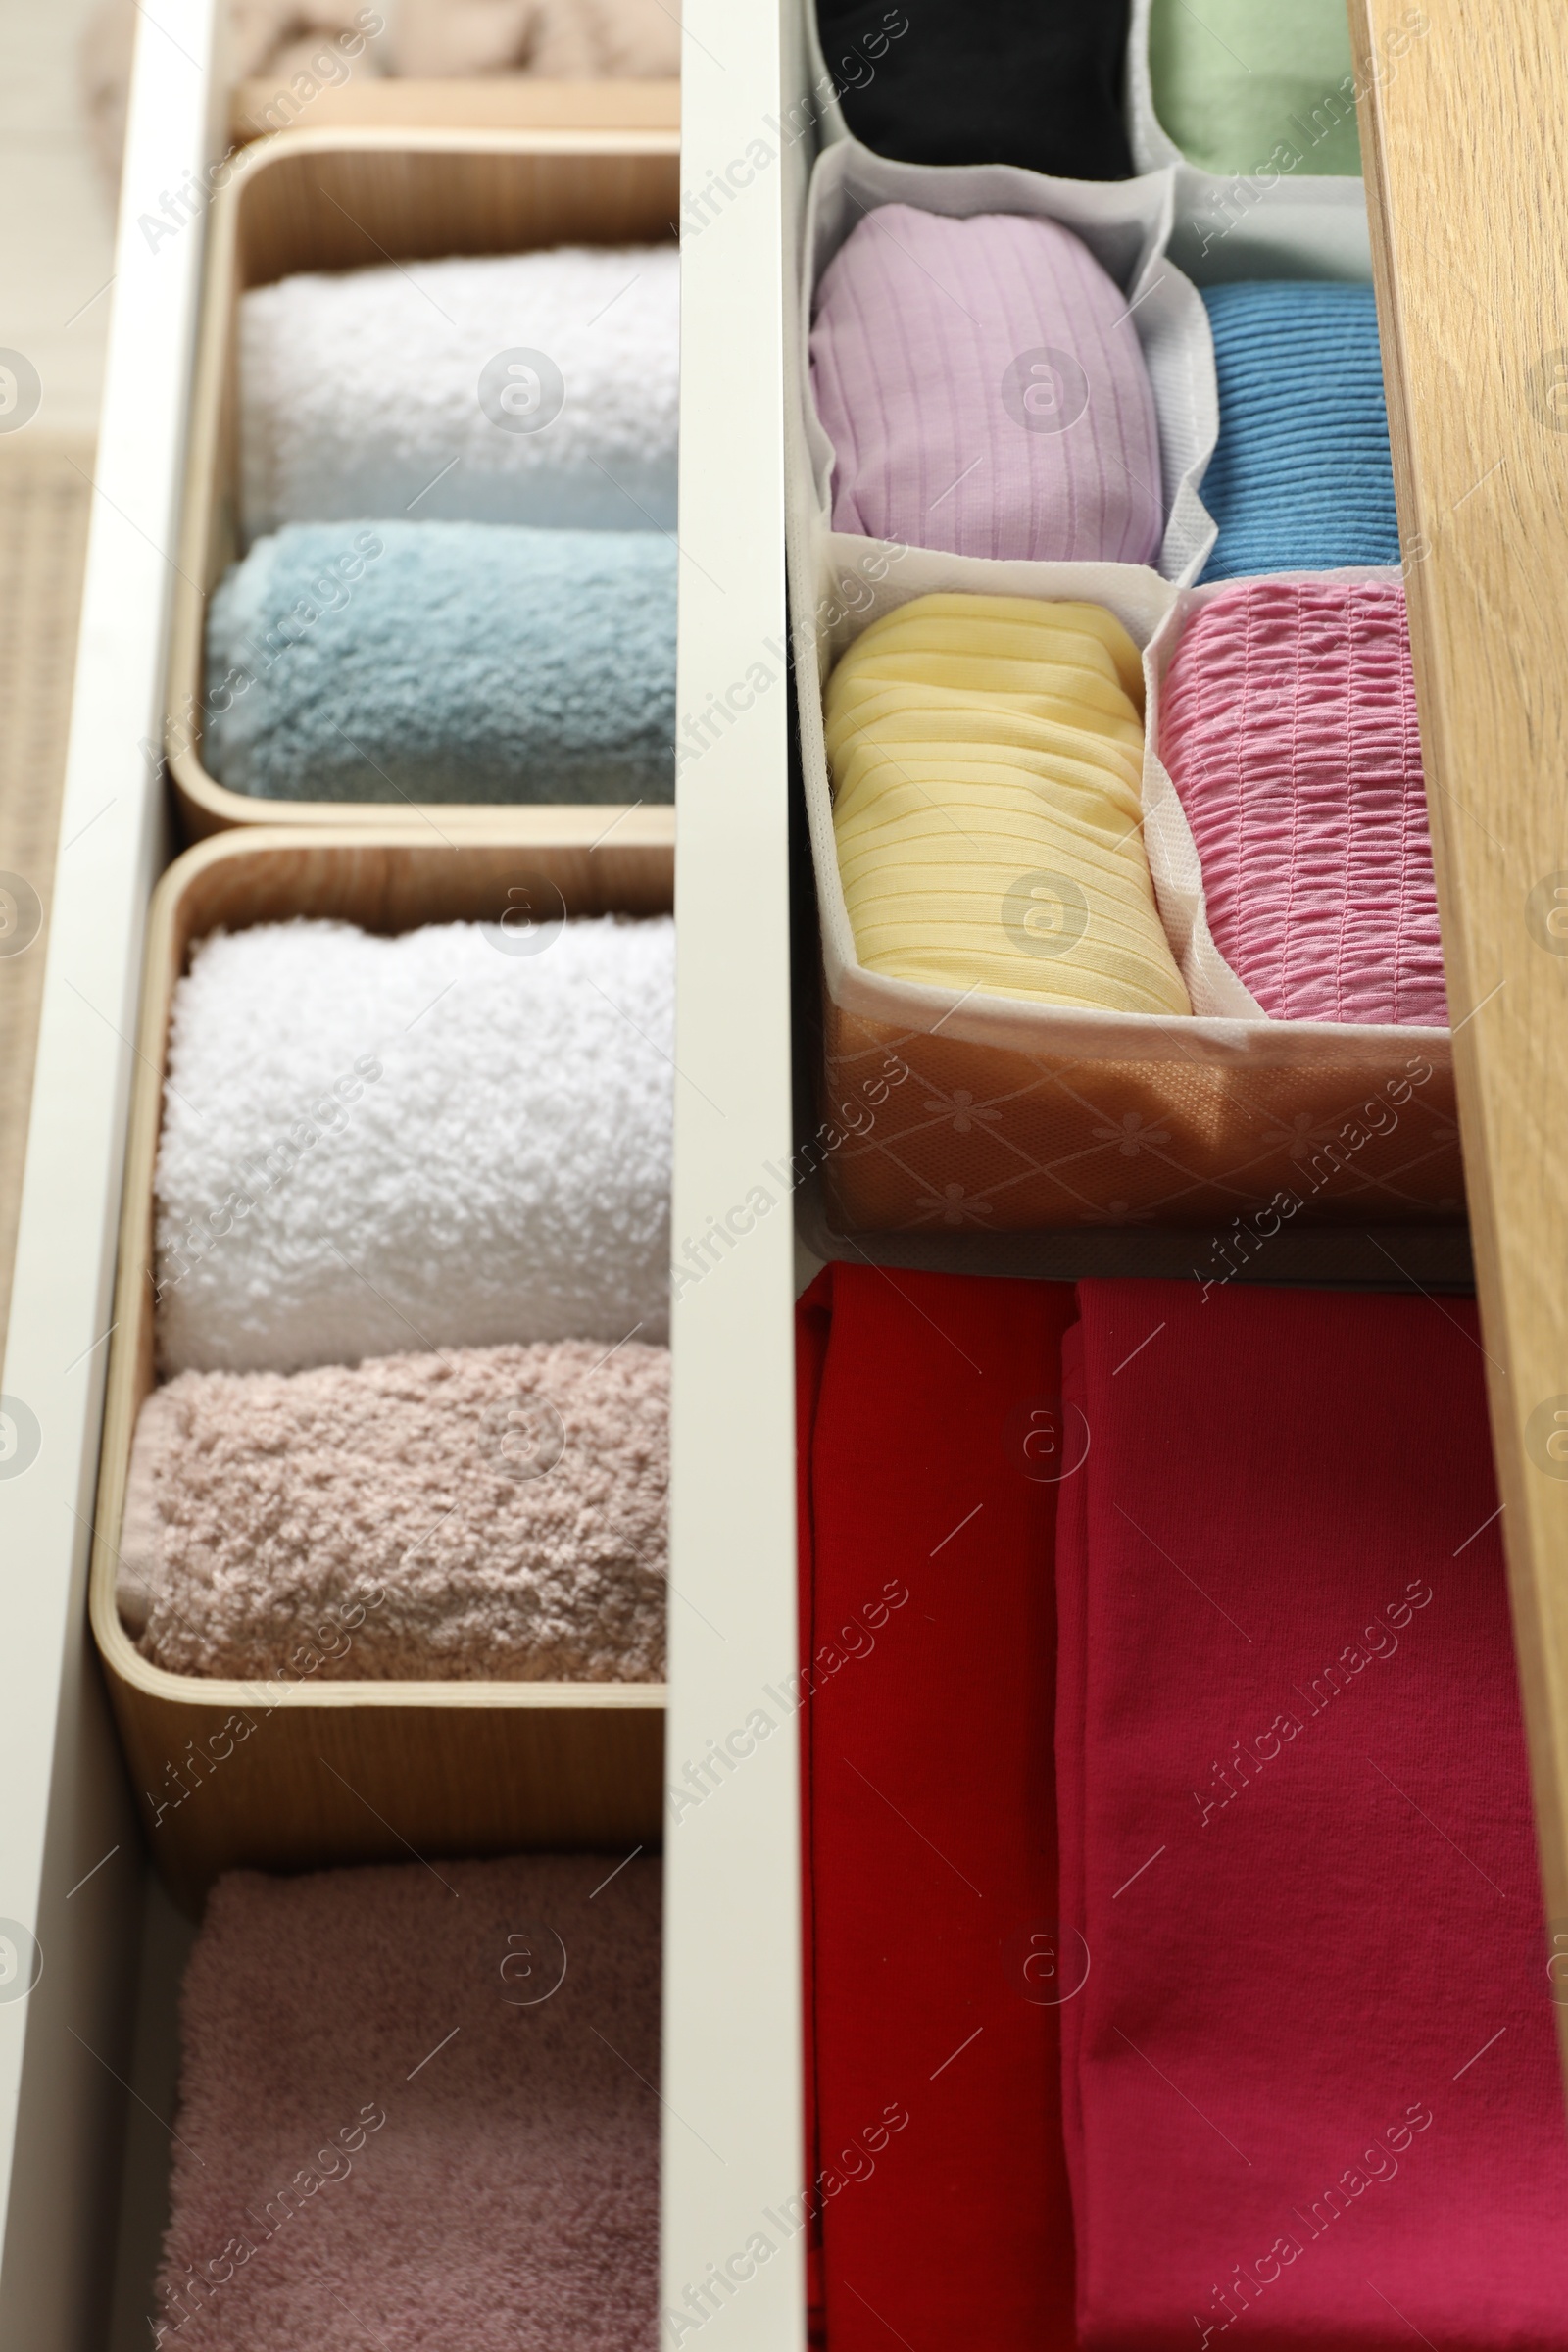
[121,1342,666,1683]
[1159,578,1447,1025]
[152,1854,660,2350]
[809,205,1163,564]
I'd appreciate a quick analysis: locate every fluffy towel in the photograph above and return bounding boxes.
[204,521,675,805]
[122,1341,667,1682]
[812,207,1162,565]
[814,0,1132,178]
[391,0,680,76]
[1149,0,1361,176]
[239,247,679,541]
[1057,1281,1568,2348]
[153,1855,660,2350]
[155,915,672,1374]
[798,1265,1079,2351]
[828,594,1191,1015]
[1199,283,1400,580]
[1160,579,1446,1024]
[82,0,677,192]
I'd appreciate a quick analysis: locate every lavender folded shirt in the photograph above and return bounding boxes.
[810,205,1163,564]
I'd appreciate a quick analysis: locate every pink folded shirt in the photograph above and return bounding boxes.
[809,204,1163,564]
[1057,1279,1568,2350]
[1159,577,1447,1024]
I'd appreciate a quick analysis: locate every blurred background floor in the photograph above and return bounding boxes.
[0,0,113,1351]
[4,0,115,433]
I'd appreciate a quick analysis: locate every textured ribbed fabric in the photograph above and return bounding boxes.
[811,207,1162,564]
[1057,1281,1568,2348]
[1199,283,1399,580]
[1149,0,1361,175]
[1160,579,1446,1026]
[205,521,675,804]
[829,594,1190,1014]
[815,0,1132,178]
[798,1264,1080,2352]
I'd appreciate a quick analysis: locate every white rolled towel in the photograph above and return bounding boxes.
[238,245,679,542]
[154,915,672,1374]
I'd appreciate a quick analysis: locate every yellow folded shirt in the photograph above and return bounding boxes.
[827,594,1192,1014]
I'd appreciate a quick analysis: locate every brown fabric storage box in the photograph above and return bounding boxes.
[818,997,1460,1232]
[165,124,681,839]
[87,822,670,1909]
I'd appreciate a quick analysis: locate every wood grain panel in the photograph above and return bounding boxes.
[111,1690,663,1916]
[229,78,682,145]
[1351,0,1568,2076]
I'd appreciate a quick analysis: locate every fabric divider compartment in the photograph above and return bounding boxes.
[799,137,1217,586]
[88,824,670,1912]
[1125,0,1377,283]
[165,125,681,839]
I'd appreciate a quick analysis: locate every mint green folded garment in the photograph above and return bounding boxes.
[1149,0,1362,177]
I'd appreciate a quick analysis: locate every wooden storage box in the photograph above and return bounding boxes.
[88,822,671,1910]
[229,78,683,145]
[166,123,682,839]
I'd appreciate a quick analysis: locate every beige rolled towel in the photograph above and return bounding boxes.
[121,1341,666,1682]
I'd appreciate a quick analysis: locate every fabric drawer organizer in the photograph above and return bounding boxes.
[787,132,1455,1239]
[87,829,672,1909]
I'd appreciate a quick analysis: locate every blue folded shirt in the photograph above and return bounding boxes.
[1199,281,1400,582]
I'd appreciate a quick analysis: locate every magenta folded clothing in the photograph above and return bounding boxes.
[1057,1280,1568,2351]
[1159,578,1446,1024]
[810,205,1162,564]
[154,1855,660,2350]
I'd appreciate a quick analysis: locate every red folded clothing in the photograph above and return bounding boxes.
[799,1263,1078,2352]
[1057,1279,1568,2349]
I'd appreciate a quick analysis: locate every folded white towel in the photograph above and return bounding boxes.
[155,915,672,1374]
[239,246,679,542]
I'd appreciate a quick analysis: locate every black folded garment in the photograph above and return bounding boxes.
[816,0,1134,180]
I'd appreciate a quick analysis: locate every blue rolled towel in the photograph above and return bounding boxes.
[203,520,675,804]
[1198,282,1400,582]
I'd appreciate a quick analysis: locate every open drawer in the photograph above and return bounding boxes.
[0,0,794,2341]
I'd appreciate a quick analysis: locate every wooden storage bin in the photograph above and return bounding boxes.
[166,124,682,839]
[229,78,682,145]
[88,822,671,1910]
